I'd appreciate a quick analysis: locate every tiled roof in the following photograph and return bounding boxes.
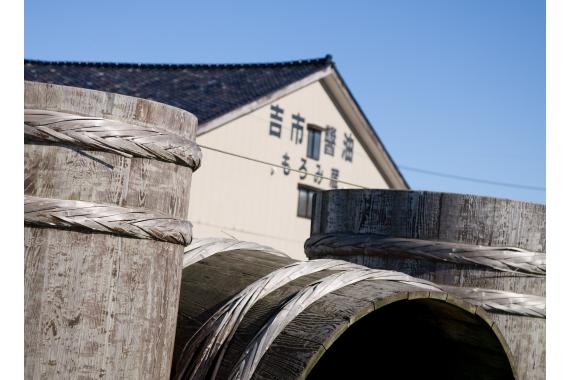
[24,56,332,125]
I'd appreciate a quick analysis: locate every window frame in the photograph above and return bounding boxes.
[296,184,320,219]
[306,125,322,161]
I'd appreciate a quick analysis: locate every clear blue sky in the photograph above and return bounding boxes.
[25,0,546,203]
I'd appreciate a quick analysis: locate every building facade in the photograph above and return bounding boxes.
[25,56,408,259]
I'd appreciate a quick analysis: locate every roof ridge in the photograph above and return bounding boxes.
[24,55,333,70]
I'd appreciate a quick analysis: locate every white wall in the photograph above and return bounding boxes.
[188,79,389,260]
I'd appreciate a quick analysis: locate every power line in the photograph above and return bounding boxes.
[198,142,544,192]
[398,165,545,192]
[249,115,545,192]
[193,218,305,244]
[244,111,545,192]
[197,144,368,189]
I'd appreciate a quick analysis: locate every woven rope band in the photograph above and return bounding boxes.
[183,237,287,268]
[182,238,545,318]
[175,259,394,380]
[25,109,202,170]
[230,268,545,380]
[177,240,545,379]
[305,232,545,276]
[25,195,193,245]
[229,268,445,380]
[440,285,545,318]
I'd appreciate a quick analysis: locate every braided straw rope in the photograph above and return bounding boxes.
[175,239,544,379]
[229,268,442,380]
[183,237,287,268]
[175,259,377,380]
[305,232,545,276]
[25,109,202,170]
[25,195,193,245]
[229,269,546,380]
[441,285,545,318]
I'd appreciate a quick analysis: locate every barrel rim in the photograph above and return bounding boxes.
[274,290,518,380]
[24,80,199,139]
[316,188,545,208]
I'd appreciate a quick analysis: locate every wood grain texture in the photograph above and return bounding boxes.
[24,82,198,380]
[173,249,515,380]
[309,189,546,380]
[311,190,545,252]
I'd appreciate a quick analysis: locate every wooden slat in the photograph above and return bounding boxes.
[173,247,518,380]
[279,292,374,349]
[24,82,197,380]
[309,189,545,379]
[315,254,545,296]
[312,190,545,252]
[212,270,334,379]
[251,332,325,380]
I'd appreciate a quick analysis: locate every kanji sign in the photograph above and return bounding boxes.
[330,168,340,188]
[269,104,284,137]
[324,126,336,156]
[342,133,354,162]
[290,113,304,144]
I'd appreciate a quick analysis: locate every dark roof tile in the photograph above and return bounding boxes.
[24,56,332,125]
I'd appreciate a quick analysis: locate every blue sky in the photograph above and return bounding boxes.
[25,0,545,203]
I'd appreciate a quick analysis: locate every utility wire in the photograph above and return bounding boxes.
[197,144,368,189]
[399,165,545,192]
[245,113,545,192]
[198,142,544,192]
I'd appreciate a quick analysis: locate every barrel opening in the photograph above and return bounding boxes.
[307,298,515,380]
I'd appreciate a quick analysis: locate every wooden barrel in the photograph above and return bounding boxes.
[24,81,201,379]
[172,238,517,380]
[305,189,546,380]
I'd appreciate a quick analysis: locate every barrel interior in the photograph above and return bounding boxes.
[173,245,517,380]
[308,299,514,380]
[308,189,545,379]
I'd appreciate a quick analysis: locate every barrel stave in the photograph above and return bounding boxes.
[24,81,198,380]
[308,189,546,380]
[173,244,516,380]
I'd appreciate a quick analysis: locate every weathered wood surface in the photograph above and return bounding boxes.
[310,190,545,253]
[308,189,546,379]
[309,252,544,296]
[24,81,198,379]
[173,248,515,379]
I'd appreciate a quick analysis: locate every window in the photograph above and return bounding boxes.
[297,186,317,219]
[306,126,321,160]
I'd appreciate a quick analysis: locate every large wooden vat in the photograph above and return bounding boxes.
[24,81,201,379]
[305,189,546,380]
[172,238,516,380]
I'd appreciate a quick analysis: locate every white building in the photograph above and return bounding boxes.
[25,56,408,259]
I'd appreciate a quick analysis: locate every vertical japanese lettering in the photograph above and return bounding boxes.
[291,113,305,144]
[314,164,324,184]
[269,104,284,137]
[330,168,339,189]
[299,158,307,180]
[324,126,336,156]
[342,133,354,162]
[282,153,290,175]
